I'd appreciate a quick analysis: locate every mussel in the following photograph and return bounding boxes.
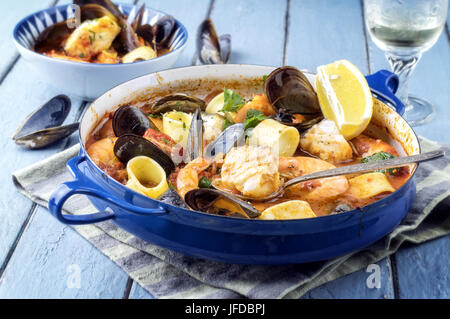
[79,3,118,22]
[204,123,245,158]
[264,66,323,131]
[113,134,175,176]
[184,188,261,219]
[196,19,231,64]
[150,94,206,114]
[74,0,123,18]
[12,95,78,149]
[34,22,73,53]
[112,105,157,137]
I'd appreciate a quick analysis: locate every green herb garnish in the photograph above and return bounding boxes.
[261,75,268,86]
[79,53,85,58]
[88,30,96,44]
[243,109,268,130]
[222,112,235,130]
[168,180,175,190]
[221,89,244,112]
[361,151,398,175]
[182,122,186,130]
[198,177,212,189]
[147,113,163,118]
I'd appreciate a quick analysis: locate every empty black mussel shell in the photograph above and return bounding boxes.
[113,134,175,176]
[196,19,231,64]
[150,94,206,114]
[80,3,118,22]
[153,15,176,48]
[112,105,157,137]
[34,22,73,53]
[264,66,321,115]
[74,0,124,19]
[12,95,77,149]
[184,188,261,219]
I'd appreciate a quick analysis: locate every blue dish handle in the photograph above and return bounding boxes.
[48,155,167,225]
[365,70,405,116]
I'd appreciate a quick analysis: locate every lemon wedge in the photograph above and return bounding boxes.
[315,60,373,140]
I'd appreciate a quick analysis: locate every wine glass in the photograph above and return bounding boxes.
[364,0,448,126]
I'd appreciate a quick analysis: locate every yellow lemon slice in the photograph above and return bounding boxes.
[316,59,373,140]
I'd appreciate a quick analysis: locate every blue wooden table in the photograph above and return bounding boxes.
[0,0,449,299]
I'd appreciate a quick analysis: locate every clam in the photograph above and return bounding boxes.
[113,134,175,176]
[12,95,78,149]
[264,66,323,131]
[196,19,231,64]
[184,188,261,219]
[112,105,157,137]
[150,94,206,114]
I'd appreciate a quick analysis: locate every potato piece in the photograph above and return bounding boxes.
[162,111,192,148]
[260,200,316,220]
[64,16,121,59]
[346,172,395,199]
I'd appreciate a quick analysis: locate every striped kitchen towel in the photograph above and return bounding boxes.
[12,136,450,299]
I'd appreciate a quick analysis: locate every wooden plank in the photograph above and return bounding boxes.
[137,0,211,68]
[302,259,394,299]
[0,0,134,298]
[286,0,369,73]
[210,0,287,66]
[0,0,56,78]
[0,206,129,298]
[395,236,450,298]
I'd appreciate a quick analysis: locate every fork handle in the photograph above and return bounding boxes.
[284,150,444,188]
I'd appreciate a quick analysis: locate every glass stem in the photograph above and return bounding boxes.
[385,52,422,112]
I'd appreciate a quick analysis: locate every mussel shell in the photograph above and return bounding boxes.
[80,4,118,22]
[184,108,203,163]
[74,0,124,18]
[34,22,73,53]
[112,105,157,137]
[272,110,324,133]
[184,188,261,218]
[150,94,206,114]
[204,123,245,158]
[196,19,222,64]
[114,134,175,176]
[218,34,231,64]
[136,24,156,51]
[154,15,175,48]
[13,123,79,149]
[264,66,321,115]
[13,95,71,139]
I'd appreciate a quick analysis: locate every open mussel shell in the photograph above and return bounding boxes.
[74,0,124,18]
[114,134,175,176]
[150,94,206,114]
[80,3,118,22]
[184,188,261,219]
[14,123,79,149]
[264,66,321,115]
[153,15,176,48]
[272,110,324,133]
[204,123,245,158]
[112,105,157,137]
[34,22,73,53]
[12,95,74,148]
[197,19,230,64]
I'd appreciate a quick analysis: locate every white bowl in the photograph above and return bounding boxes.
[13,3,188,100]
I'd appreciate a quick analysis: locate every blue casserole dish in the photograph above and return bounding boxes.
[48,65,419,265]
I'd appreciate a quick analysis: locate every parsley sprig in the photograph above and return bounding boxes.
[243,109,268,130]
[221,89,244,112]
[361,151,398,175]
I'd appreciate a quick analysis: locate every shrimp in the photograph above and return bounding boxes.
[176,157,211,198]
[87,137,127,183]
[351,134,399,157]
[233,94,276,123]
[278,156,349,201]
[300,119,353,163]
